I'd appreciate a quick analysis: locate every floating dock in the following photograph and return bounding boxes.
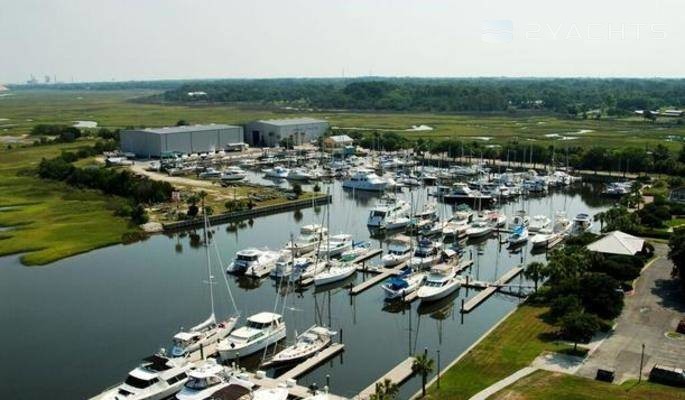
[399,259,474,303]
[243,371,348,400]
[461,266,524,313]
[350,265,404,295]
[357,357,416,399]
[279,343,345,380]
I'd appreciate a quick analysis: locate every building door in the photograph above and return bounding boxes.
[252,130,260,145]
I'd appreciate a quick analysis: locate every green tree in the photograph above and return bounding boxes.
[524,261,547,291]
[292,183,303,197]
[412,352,435,398]
[559,311,600,351]
[668,228,685,293]
[369,378,399,400]
[579,272,624,319]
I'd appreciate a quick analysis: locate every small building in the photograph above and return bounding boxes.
[245,118,329,147]
[324,135,354,149]
[664,109,684,118]
[120,124,244,157]
[586,230,645,256]
[669,187,685,203]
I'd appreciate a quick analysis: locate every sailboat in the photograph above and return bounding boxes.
[171,212,238,358]
[264,325,336,366]
[314,189,357,286]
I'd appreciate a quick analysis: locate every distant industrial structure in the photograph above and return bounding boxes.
[245,118,329,147]
[120,124,244,157]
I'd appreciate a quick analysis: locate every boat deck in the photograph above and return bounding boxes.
[279,343,345,380]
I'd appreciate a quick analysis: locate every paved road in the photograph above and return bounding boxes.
[576,243,685,382]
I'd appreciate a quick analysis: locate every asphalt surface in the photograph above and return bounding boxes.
[576,243,685,382]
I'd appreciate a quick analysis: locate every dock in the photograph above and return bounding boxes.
[279,343,345,380]
[243,371,348,400]
[350,265,404,295]
[461,266,524,313]
[397,259,474,303]
[357,357,416,399]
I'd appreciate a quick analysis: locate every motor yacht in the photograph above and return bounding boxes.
[416,264,463,302]
[318,234,353,258]
[340,241,371,262]
[198,168,221,179]
[409,238,444,269]
[174,359,250,400]
[270,256,310,279]
[263,166,290,179]
[442,183,494,205]
[529,215,552,233]
[286,224,328,256]
[367,197,411,229]
[572,213,594,234]
[227,248,281,275]
[95,353,192,400]
[217,313,287,361]
[266,325,336,365]
[382,269,426,301]
[342,168,388,192]
[287,167,319,181]
[442,210,473,239]
[170,314,238,358]
[381,235,413,267]
[220,167,247,183]
[466,218,493,239]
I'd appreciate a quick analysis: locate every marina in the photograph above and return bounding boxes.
[0,171,614,400]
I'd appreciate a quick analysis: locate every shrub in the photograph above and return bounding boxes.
[292,183,303,197]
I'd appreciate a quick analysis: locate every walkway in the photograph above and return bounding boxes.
[576,243,685,382]
[468,367,537,400]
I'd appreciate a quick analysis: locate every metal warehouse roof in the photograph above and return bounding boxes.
[139,124,240,135]
[256,117,327,126]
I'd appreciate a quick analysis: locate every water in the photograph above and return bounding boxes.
[0,178,612,400]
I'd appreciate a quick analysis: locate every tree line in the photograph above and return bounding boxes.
[149,77,685,114]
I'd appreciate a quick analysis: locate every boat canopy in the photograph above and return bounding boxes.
[386,276,409,289]
[190,313,216,332]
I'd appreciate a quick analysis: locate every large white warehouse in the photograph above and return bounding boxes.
[120,124,244,157]
[245,118,329,147]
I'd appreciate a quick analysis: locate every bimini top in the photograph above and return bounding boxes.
[247,312,282,325]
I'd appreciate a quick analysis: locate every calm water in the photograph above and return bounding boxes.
[0,178,612,400]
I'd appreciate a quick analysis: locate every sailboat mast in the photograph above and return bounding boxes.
[203,201,215,318]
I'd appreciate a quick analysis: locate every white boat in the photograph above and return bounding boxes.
[218,312,287,361]
[318,234,353,258]
[252,387,289,400]
[416,264,463,302]
[409,238,444,269]
[175,359,250,400]
[367,197,411,229]
[220,167,247,182]
[170,314,238,358]
[287,167,319,181]
[511,210,530,228]
[267,326,335,365]
[485,210,507,227]
[94,354,192,400]
[289,259,328,282]
[382,270,426,300]
[313,261,357,286]
[529,215,552,233]
[466,219,493,239]
[198,168,221,179]
[286,224,328,256]
[340,241,371,262]
[342,168,388,192]
[508,225,529,246]
[442,183,494,204]
[270,256,310,279]
[381,235,413,267]
[227,248,281,275]
[442,210,473,239]
[263,166,290,179]
[572,213,593,234]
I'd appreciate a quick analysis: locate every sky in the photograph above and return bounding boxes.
[1,0,684,84]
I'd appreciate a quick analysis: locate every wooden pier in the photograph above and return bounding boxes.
[461,266,524,313]
[278,343,345,380]
[243,371,347,400]
[357,357,416,399]
[350,265,404,295]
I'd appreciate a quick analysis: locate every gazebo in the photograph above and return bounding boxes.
[586,231,645,256]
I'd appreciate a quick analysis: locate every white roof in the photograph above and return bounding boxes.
[247,312,282,324]
[327,135,354,142]
[586,231,645,256]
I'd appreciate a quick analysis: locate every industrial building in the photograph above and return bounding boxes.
[245,118,329,147]
[120,124,244,157]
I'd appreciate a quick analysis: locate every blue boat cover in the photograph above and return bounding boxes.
[386,276,409,289]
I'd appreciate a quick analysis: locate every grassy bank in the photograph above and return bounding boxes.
[492,370,685,400]
[424,304,571,400]
[2,90,685,150]
[0,142,137,265]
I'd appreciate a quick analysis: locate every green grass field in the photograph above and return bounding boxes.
[2,90,685,150]
[0,141,136,265]
[424,304,572,400]
[491,370,685,400]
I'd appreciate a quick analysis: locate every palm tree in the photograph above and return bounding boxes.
[412,353,435,398]
[369,378,399,400]
[594,211,606,231]
[524,261,547,291]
